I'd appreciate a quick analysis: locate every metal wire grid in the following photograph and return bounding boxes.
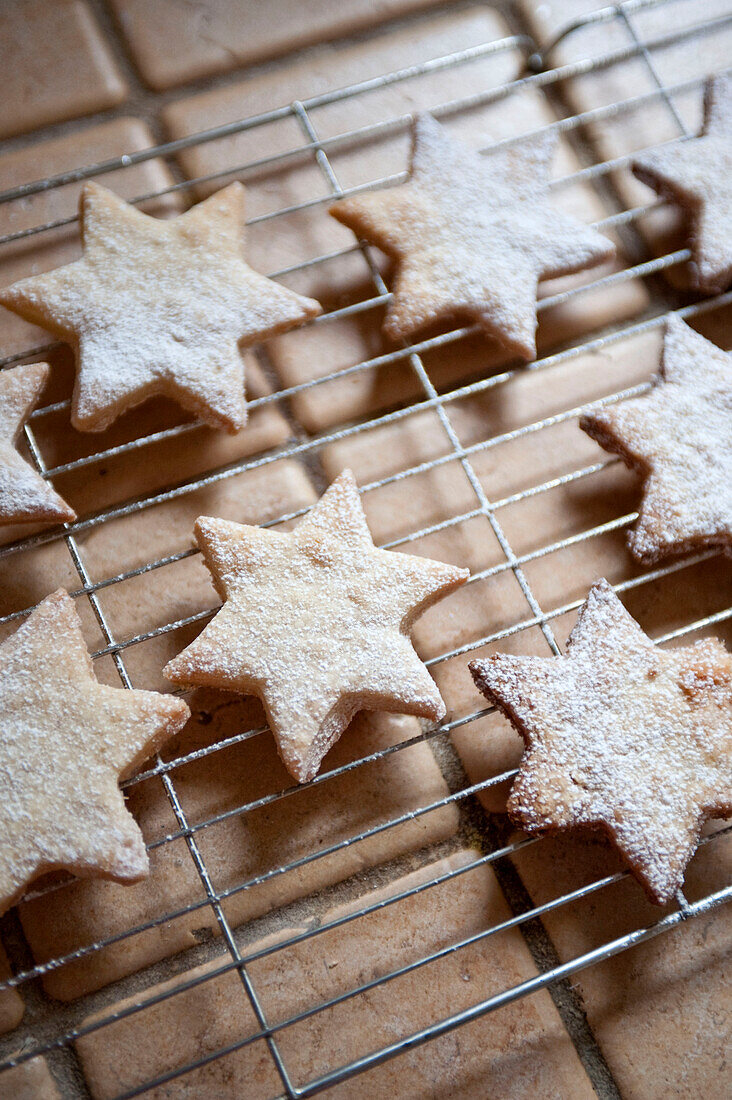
[0,0,730,1095]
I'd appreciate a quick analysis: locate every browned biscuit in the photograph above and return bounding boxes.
[580,316,731,562]
[0,362,75,526]
[164,469,468,782]
[331,113,614,359]
[0,588,190,914]
[0,182,321,433]
[633,74,732,292]
[470,579,732,904]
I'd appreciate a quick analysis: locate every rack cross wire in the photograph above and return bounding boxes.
[0,1,730,1096]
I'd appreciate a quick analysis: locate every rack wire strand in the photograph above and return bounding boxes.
[0,1,730,1096]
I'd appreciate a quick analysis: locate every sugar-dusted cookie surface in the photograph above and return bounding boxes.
[633,74,732,292]
[0,589,189,914]
[0,182,321,433]
[164,469,468,783]
[330,113,614,358]
[0,362,75,526]
[580,316,731,562]
[470,579,732,904]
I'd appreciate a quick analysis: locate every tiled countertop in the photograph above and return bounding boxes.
[0,1,729,1097]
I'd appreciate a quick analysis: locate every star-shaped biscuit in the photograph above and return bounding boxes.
[0,362,75,526]
[580,316,731,562]
[164,469,469,783]
[633,73,732,292]
[470,579,732,904]
[0,589,190,914]
[0,182,321,433]
[330,113,615,359]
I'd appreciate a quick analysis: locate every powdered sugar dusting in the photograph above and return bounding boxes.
[470,579,732,904]
[0,363,76,525]
[633,73,732,292]
[581,317,731,562]
[331,112,614,358]
[0,182,321,433]
[164,469,469,783]
[0,589,189,913]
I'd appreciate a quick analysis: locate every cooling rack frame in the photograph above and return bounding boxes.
[0,1,730,1095]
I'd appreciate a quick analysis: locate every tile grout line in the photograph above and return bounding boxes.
[290,92,623,1099]
[0,0,507,160]
[1,3,727,1095]
[79,14,401,1088]
[477,5,631,1093]
[19,420,298,1099]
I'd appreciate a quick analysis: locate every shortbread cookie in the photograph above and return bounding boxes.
[0,589,189,914]
[0,182,321,433]
[470,579,732,904]
[580,317,731,562]
[164,469,468,783]
[632,74,732,292]
[0,362,75,526]
[330,113,615,359]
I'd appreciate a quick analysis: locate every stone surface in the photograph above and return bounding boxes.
[0,0,126,140]
[318,319,732,814]
[0,117,181,357]
[110,0,447,89]
[77,958,280,1099]
[30,353,292,528]
[163,8,647,432]
[0,947,23,1036]
[511,826,732,1100]
[76,851,596,1098]
[21,652,457,1000]
[0,1057,60,1099]
[519,0,732,289]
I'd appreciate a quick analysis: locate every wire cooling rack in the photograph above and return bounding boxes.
[0,0,730,1096]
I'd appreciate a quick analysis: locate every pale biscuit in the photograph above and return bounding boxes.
[20,703,458,1001]
[0,362,75,526]
[470,579,732,904]
[632,74,732,293]
[0,182,321,433]
[519,0,732,291]
[164,469,468,782]
[0,588,189,914]
[331,113,615,359]
[161,9,646,433]
[580,317,732,562]
[0,118,183,357]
